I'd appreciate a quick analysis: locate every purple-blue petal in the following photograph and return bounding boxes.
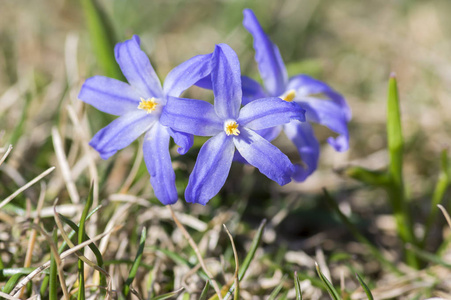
[287,74,351,121]
[241,75,268,105]
[143,123,178,205]
[212,44,242,120]
[79,76,140,115]
[90,110,156,159]
[233,127,294,185]
[243,9,288,97]
[185,132,235,205]
[255,126,283,142]
[164,53,214,97]
[195,75,212,90]
[166,127,194,155]
[159,96,222,136]
[297,98,349,152]
[283,121,320,182]
[114,35,163,98]
[238,97,305,130]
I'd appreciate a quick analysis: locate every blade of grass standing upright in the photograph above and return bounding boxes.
[355,273,373,300]
[80,0,123,80]
[123,227,147,298]
[421,149,450,248]
[386,73,418,268]
[77,186,94,300]
[315,263,340,300]
[294,272,303,300]
[49,229,58,300]
[220,219,267,300]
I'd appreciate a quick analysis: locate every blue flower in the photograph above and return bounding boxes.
[78,35,212,205]
[240,9,352,182]
[160,44,306,205]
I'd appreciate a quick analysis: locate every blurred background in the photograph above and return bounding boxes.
[2,0,451,298]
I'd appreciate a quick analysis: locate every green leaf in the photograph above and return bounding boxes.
[81,0,123,80]
[315,263,340,300]
[268,275,287,300]
[355,273,373,300]
[221,219,267,300]
[294,272,303,300]
[77,185,94,300]
[2,273,23,294]
[150,287,184,300]
[422,149,451,247]
[344,166,390,186]
[49,229,58,300]
[199,280,210,300]
[386,73,418,268]
[123,227,146,297]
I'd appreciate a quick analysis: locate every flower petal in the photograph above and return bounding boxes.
[233,127,294,185]
[114,35,163,98]
[287,74,351,121]
[79,76,141,115]
[164,53,213,97]
[212,44,242,120]
[143,123,178,205]
[241,75,267,105]
[90,110,156,159]
[195,75,212,90]
[160,96,222,136]
[185,132,235,205]
[166,127,194,155]
[238,97,305,130]
[243,9,288,96]
[283,121,320,182]
[297,98,349,152]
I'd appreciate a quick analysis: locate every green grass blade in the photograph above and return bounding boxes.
[422,149,450,247]
[386,73,418,268]
[294,271,303,300]
[344,166,390,187]
[57,205,101,254]
[355,273,373,300]
[406,244,451,268]
[80,0,123,80]
[315,263,340,300]
[268,275,287,300]
[49,229,58,300]
[58,211,107,289]
[123,227,147,298]
[2,273,23,294]
[199,280,210,300]
[323,189,403,275]
[221,219,267,300]
[149,288,184,300]
[77,186,94,300]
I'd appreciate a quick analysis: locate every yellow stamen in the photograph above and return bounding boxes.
[138,97,158,113]
[225,121,240,136]
[281,90,296,102]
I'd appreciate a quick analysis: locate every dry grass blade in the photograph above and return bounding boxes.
[0,166,55,210]
[168,205,223,300]
[18,183,46,298]
[11,225,120,296]
[51,127,80,204]
[0,291,21,300]
[16,223,70,299]
[0,144,13,166]
[438,205,451,229]
[53,200,111,285]
[223,224,239,300]
[66,105,99,206]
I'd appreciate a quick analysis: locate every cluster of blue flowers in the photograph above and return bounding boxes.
[78,9,351,206]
